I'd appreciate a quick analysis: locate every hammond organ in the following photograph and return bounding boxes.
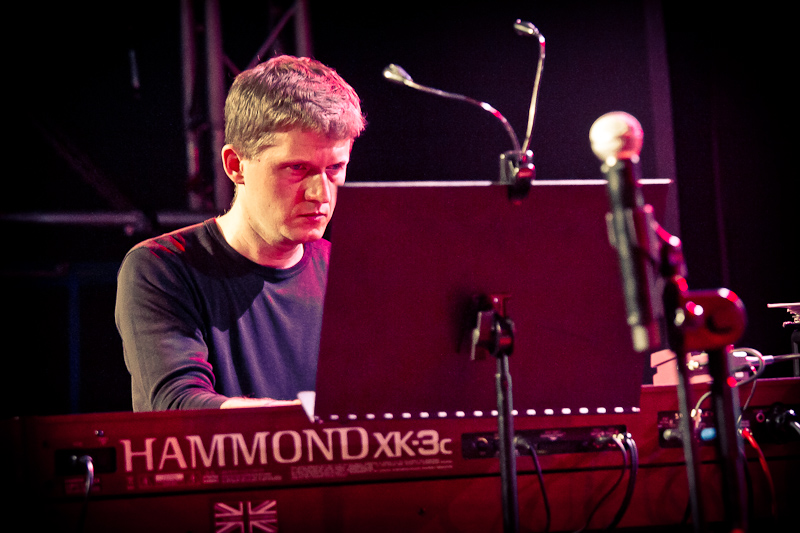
[4,380,799,532]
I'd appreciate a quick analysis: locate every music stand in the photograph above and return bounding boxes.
[314,179,670,422]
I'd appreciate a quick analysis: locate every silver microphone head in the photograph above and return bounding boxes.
[514,19,544,42]
[590,112,644,163]
[381,60,521,153]
[382,64,414,85]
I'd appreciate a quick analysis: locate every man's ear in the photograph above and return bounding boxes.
[221,145,246,185]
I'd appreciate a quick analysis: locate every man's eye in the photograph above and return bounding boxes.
[326,165,346,182]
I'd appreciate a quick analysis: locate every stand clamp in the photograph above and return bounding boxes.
[471,294,519,533]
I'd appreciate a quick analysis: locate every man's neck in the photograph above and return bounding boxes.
[214,213,304,269]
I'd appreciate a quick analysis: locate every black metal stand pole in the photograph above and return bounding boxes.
[664,284,748,532]
[673,350,706,533]
[471,294,519,533]
[496,352,519,533]
[665,281,705,533]
[706,347,748,531]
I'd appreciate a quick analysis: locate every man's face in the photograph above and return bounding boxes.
[237,129,352,251]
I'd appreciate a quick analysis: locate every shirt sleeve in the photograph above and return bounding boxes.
[115,245,228,411]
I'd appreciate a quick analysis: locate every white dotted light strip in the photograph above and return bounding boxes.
[326,406,638,421]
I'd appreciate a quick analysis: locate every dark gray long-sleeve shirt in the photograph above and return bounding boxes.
[115,220,328,412]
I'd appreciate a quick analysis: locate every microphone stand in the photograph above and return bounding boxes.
[383,21,546,533]
[666,285,749,532]
[471,295,518,533]
[591,112,749,532]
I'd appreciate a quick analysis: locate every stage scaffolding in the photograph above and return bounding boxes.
[4,0,313,234]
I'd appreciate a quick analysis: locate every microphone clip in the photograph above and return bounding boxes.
[500,149,535,202]
[470,293,515,361]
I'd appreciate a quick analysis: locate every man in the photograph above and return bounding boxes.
[115,55,366,411]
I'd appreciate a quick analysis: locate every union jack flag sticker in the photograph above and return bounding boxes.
[213,499,278,533]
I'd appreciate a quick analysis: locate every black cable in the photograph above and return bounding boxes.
[682,347,765,529]
[680,498,692,525]
[605,434,638,530]
[74,454,94,533]
[573,434,629,533]
[516,436,551,533]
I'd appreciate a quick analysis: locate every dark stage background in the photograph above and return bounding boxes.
[3,1,796,416]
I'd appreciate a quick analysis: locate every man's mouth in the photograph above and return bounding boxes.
[299,212,327,220]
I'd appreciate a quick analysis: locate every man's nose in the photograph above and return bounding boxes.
[305,171,332,203]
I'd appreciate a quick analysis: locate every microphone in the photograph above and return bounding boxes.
[381,63,414,86]
[512,19,546,155]
[382,20,545,199]
[590,112,663,353]
[382,63,521,153]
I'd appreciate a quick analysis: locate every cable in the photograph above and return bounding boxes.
[680,498,692,526]
[741,427,777,518]
[605,434,639,530]
[652,355,677,368]
[732,347,766,388]
[573,434,630,532]
[690,349,762,433]
[729,348,779,525]
[789,418,800,438]
[515,436,551,533]
[80,455,95,497]
[693,390,712,416]
[730,347,766,431]
[74,454,94,533]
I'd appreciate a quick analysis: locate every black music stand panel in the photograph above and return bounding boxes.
[314,180,670,421]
